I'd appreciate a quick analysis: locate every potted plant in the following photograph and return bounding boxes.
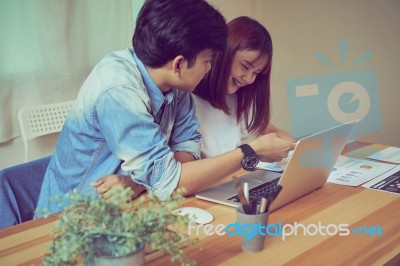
[39,187,195,266]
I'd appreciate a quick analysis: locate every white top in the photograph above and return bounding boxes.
[192,94,249,158]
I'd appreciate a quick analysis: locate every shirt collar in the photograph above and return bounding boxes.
[131,48,173,115]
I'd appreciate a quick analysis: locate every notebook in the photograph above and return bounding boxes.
[195,120,358,212]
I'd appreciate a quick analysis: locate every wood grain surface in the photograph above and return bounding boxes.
[1,142,399,266]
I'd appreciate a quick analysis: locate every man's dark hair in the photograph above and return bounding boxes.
[133,0,227,68]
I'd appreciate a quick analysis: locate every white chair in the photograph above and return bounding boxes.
[18,100,75,162]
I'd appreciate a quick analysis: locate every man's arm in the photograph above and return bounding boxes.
[178,133,296,195]
[90,87,175,198]
[91,175,146,200]
[263,122,295,142]
[174,151,196,163]
[95,132,295,199]
[92,151,195,199]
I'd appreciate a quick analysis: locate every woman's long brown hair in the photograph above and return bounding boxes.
[193,16,273,136]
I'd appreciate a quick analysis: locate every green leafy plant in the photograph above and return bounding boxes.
[40,187,195,265]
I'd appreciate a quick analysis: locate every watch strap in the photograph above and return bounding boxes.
[239,144,259,171]
[239,144,256,156]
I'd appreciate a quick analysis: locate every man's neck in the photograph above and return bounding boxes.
[146,66,173,92]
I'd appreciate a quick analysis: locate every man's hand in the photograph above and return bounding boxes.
[251,133,296,163]
[90,174,146,200]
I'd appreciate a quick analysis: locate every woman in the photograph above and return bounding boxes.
[193,16,293,158]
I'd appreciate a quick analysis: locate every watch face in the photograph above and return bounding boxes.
[243,154,259,170]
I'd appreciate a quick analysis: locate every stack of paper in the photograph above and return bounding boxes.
[366,146,400,164]
[327,155,396,186]
[363,165,400,195]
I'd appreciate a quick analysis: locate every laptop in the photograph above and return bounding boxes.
[196,120,358,212]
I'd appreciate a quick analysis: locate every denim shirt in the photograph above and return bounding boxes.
[36,48,201,214]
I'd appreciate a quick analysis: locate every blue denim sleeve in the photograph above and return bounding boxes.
[151,91,202,200]
[95,87,202,201]
[169,91,201,160]
[95,86,175,192]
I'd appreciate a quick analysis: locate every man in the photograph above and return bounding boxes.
[37,0,294,214]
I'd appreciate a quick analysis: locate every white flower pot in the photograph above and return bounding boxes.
[91,248,145,266]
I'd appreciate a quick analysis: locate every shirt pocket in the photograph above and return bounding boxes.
[150,157,165,186]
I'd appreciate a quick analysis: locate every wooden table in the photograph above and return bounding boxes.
[1,142,399,265]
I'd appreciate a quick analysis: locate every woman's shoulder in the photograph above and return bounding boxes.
[191,93,209,105]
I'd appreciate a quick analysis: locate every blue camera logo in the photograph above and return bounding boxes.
[286,39,382,140]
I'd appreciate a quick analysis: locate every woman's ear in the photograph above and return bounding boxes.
[172,55,185,75]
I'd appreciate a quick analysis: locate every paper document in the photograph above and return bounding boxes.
[256,161,286,172]
[327,155,396,186]
[366,146,400,164]
[256,150,293,172]
[362,165,400,195]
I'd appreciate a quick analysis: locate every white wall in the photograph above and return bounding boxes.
[0,0,133,169]
[210,0,400,147]
[1,0,399,169]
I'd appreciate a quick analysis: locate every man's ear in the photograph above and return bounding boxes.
[172,55,186,76]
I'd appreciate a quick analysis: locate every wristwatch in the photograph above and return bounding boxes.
[238,144,259,171]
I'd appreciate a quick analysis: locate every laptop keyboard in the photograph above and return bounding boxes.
[227,177,280,204]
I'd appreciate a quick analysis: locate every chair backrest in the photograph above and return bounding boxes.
[18,100,75,162]
[0,156,51,229]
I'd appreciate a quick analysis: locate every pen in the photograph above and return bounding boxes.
[232,176,251,214]
[243,182,249,202]
[259,197,268,214]
[249,198,258,214]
